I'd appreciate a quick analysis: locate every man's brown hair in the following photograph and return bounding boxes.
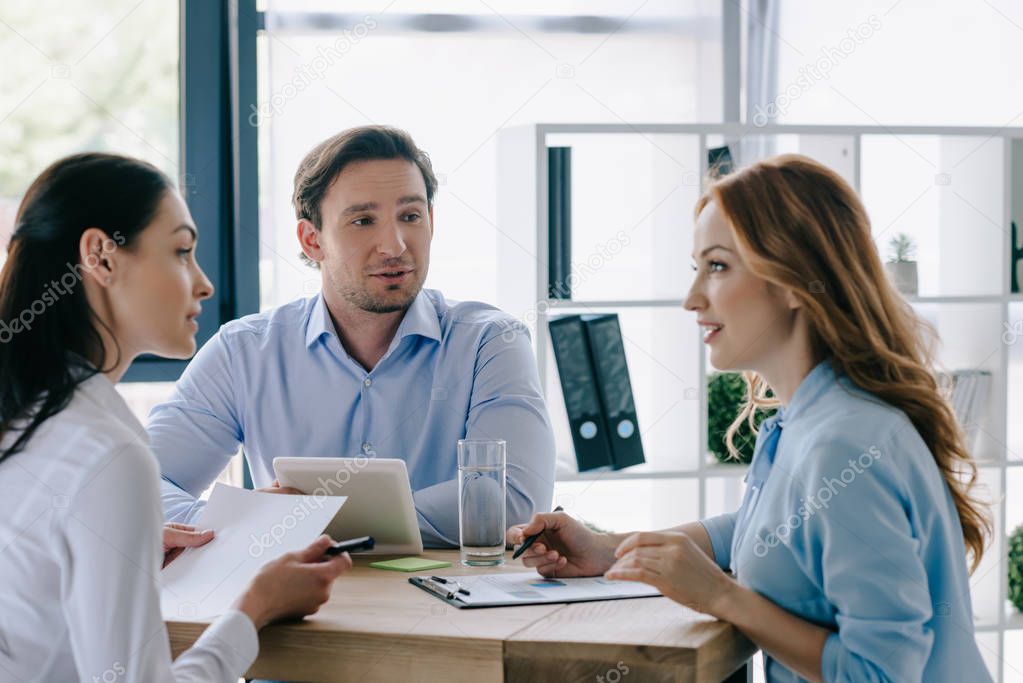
[292,125,438,229]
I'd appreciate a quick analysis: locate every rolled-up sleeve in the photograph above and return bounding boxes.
[700,511,738,571]
[148,329,244,523]
[793,435,934,683]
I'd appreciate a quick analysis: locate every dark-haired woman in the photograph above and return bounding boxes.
[0,153,352,681]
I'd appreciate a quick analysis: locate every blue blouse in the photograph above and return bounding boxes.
[700,361,991,682]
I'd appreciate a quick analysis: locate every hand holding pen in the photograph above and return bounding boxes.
[506,506,619,578]
[511,506,564,559]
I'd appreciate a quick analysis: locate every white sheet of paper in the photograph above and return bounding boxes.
[160,483,346,620]
[429,572,660,606]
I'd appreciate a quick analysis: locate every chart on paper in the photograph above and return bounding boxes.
[417,571,660,608]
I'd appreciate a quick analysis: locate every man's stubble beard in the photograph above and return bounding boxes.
[336,271,425,314]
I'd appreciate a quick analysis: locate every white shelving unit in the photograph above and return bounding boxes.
[496,122,1023,681]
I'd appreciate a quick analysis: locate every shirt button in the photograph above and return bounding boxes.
[363,378,372,387]
[362,442,373,454]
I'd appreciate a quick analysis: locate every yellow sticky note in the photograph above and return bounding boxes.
[369,557,453,572]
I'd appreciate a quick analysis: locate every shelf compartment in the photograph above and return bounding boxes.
[552,478,699,534]
[861,134,1005,298]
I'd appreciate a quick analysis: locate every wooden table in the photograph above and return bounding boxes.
[167,550,756,682]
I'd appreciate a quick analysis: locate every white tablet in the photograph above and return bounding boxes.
[272,457,423,556]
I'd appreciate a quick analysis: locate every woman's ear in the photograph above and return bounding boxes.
[78,228,116,287]
[784,286,802,310]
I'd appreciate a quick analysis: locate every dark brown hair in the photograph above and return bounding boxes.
[0,153,173,462]
[292,125,438,229]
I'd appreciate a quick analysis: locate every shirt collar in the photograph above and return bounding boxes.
[776,359,836,424]
[305,294,333,348]
[305,290,442,349]
[392,290,442,344]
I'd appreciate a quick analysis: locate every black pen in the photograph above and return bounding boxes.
[511,505,564,560]
[325,535,375,556]
[430,576,470,596]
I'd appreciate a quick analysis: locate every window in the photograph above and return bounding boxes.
[0,0,182,414]
[1,1,256,384]
[770,0,1023,126]
[0,0,179,273]
[255,1,723,309]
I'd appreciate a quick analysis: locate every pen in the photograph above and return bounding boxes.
[430,576,470,596]
[325,535,375,556]
[419,578,453,600]
[419,577,465,600]
[511,505,564,560]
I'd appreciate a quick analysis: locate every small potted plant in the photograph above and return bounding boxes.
[885,233,918,296]
[1009,525,1023,614]
[707,372,774,465]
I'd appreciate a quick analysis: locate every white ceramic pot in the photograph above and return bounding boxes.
[885,261,918,296]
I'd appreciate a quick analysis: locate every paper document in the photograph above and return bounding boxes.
[160,483,346,620]
[412,571,660,608]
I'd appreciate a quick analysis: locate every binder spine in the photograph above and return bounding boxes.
[707,145,735,178]
[548,147,572,300]
[582,314,645,470]
[548,315,614,471]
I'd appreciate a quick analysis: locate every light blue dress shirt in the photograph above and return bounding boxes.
[149,289,556,547]
[700,361,990,683]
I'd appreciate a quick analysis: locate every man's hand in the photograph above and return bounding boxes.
[162,523,214,568]
[256,479,304,495]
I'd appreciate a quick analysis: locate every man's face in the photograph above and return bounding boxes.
[304,158,432,313]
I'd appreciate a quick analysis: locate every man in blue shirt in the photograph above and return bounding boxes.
[150,126,556,546]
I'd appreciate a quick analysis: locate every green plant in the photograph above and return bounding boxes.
[887,233,916,263]
[1009,525,1023,612]
[707,372,775,464]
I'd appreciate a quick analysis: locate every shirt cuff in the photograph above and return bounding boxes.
[412,483,459,547]
[699,513,737,572]
[820,632,842,683]
[160,477,209,524]
[195,609,259,677]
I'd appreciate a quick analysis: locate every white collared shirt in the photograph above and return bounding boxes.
[0,373,258,682]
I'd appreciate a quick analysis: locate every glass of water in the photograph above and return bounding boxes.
[457,439,507,566]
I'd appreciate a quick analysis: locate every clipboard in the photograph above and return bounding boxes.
[409,572,660,609]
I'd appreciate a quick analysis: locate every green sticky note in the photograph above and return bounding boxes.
[369,557,453,572]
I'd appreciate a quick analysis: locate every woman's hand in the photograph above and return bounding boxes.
[234,535,353,630]
[506,512,618,578]
[606,531,735,617]
[162,523,214,568]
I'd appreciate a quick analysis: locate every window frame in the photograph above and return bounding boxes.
[124,0,260,381]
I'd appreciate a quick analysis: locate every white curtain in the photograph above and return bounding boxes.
[739,0,780,163]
